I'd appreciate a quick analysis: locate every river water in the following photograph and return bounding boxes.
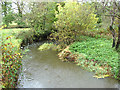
[17,42,120,88]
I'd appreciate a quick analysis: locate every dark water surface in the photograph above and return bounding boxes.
[17,42,120,88]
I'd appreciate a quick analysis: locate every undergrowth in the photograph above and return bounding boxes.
[1,28,31,88]
[69,36,119,79]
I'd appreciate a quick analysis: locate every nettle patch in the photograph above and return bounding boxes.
[69,38,119,79]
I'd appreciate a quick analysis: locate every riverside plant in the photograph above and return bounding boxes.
[38,43,61,51]
[58,36,119,79]
[69,37,119,80]
[1,26,23,88]
[58,46,111,79]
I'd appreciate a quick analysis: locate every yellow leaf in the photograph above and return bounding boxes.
[93,74,109,79]
[18,53,21,55]
[11,65,13,68]
[4,25,7,27]
[4,47,7,50]
[104,75,109,77]
[10,55,12,58]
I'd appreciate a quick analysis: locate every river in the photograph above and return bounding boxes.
[17,42,120,88]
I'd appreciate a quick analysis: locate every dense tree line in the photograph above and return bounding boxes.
[1,0,120,50]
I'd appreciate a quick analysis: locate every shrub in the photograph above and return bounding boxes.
[38,43,61,51]
[50,2,98,48]
[2,40,22,88]
[38,43,54,51]
[1,27,23,88]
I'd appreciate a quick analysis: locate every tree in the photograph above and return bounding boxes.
[50,2,98,48]
[1,1,15,27]
[0,2,2,25]
[26,2,56,40]
[13,0,27,27]
[101,1,120,50]
[116,1,120,50]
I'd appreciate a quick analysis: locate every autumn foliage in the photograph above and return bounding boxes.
[50,2,98,48]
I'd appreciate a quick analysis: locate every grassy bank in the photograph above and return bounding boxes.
[1,27,119,88]
[1,26,51,88]
[1,28,32,88]
[58,36,119,80]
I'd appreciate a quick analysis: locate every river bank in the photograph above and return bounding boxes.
[1,28,45,88]
[1,28,31,88]
[1,28,120,88]
[17,43,119,88]
[58,36,120,80]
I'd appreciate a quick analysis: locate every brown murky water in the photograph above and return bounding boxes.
[17,42,120,88]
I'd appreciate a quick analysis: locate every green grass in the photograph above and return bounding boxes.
[2,28,31,37]
[1,28,32,45]
[69,36,119,78]
[1,28,32,62]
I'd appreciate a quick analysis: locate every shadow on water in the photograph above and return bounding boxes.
[17,42,119,88]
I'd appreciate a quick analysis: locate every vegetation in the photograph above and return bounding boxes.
[50,2,98,48]
[1,2,15,27]
[38,43,60,51]
[26,2,56,40]
[1,0,120,88]
[1,27,32,88]
[69,36,119,79]
[38,43,54,51]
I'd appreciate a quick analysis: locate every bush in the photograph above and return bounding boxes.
[50,2,98,48]
[1,27,28,88]
[2,40,22,88]
[38,43,54,51]
[38,43,61,51]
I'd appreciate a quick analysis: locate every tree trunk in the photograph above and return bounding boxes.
[110,16,116,48]
[4,2,7,17]
[110,26,116,48]
[116,24,120,49]
[116,1,120,50]
[16,1,22,17]
[43,13,46,31]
